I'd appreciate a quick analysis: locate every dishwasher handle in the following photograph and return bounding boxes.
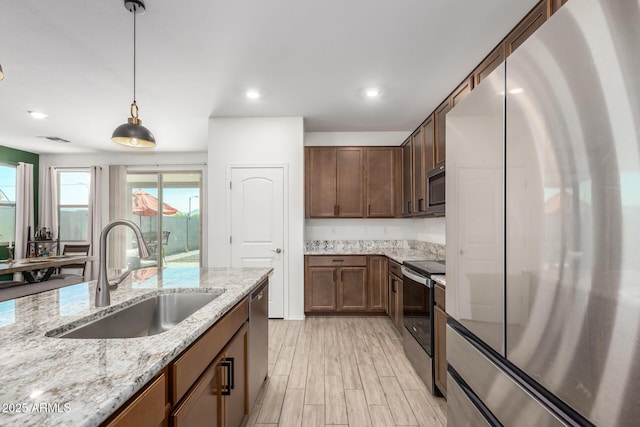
[252,281,268,301]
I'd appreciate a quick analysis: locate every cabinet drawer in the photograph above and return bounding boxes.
[388,260,402,278]
[307,256,367,267]
[106,373,167,427]
[434,284,445,310]
[172,299,248,404]
[171,353,224,427]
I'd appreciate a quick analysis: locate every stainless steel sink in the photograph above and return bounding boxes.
[52,292,222,339]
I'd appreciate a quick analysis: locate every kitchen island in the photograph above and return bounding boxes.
[0,266,271,427]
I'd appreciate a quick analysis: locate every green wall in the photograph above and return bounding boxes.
[0,145,39,265]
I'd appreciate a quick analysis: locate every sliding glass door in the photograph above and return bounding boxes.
[126,172,201,269]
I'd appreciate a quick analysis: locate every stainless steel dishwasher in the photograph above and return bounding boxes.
[248,279,269,410]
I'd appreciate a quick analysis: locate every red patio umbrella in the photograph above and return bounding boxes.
[132,189,180,216]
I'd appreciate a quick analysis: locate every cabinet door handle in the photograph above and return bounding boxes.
[334,204,338,215]
[368,204,371,216]
[418,198,424,211]
[392,279,396,293]
[334,269,337,283]
[336,204,340,215]
[408,201,412,214]
[221,357,235,395]
[332,259,344,262]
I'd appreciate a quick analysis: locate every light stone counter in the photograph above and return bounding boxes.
[0,266,272,427]
[432,274,446,287]
[304,240,445,263]
[304,247,430,264]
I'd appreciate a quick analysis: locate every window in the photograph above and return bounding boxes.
[58,170,90,241]
[0,165,17,243]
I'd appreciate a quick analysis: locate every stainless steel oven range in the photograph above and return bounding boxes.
[401,260,445,396]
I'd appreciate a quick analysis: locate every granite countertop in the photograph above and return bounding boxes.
[431,274,446,287]
[304,247,432,264]
[0,267,272,427]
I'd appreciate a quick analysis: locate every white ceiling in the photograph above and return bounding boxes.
[0,0,538,154]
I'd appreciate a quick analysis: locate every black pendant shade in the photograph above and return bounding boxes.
[112,0,156,148]
[112,102,156,147]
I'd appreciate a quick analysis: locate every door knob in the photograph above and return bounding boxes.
[271,248,282,254]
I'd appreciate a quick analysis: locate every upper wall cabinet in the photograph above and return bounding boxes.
[549,0,568,15]
[473,45,505,87]
[366,147,401,218]
[401,138,413,216]
[402,113,437,218]
[306,146,400,218]
[434,98,451,166]
[504,1,548,55]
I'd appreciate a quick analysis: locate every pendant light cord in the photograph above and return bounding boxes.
[133,4,137,104]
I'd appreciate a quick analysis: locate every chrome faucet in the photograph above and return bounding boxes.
[95,219,152,307]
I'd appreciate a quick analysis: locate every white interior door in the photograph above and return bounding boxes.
[230,167,285,318]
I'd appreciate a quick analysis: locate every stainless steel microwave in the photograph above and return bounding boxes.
[426,163,445,216]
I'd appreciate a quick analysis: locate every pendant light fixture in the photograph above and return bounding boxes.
[112,0,156,148]
[0,63,5,81]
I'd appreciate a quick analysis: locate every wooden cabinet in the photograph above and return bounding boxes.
[401,139,413,216]
[549,0,568,15]
[338,267,368,311]
[106,372,168,427]
[306,146,399,218]
[451,77,473,107]
[305,256,368,313]
[434,99,451,166]
[336,147,365,217]
[473,45,505,87]
[366,147,400,218]
[411,128,424,215]
[305,255,394,315]
[306,147,363,218]
[306,147,337,218]
[172,324,248,427]
[222,324,248,427]
[422,117,435,177]
[388,260,403,334]
[305,266,338,312]
[403,117,435,218]
[504,1,547,56]
[368,256,388,313]
[434,283,447,398]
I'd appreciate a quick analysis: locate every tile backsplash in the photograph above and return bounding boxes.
[304,239,445,259]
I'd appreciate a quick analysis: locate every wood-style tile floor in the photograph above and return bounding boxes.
[246,317,447,427]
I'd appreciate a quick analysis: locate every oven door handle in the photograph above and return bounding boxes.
[401,267,432,287]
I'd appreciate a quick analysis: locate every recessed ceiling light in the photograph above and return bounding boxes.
[365,88,381,98]
[28,110,48,119]
[509,88,524,94]
[246,90,260,99]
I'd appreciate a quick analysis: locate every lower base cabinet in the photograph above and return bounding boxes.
[171,323,248,427]
[103,281,266,427]
[388,260,403,334]
[105,372,169,427]
[305,255,390,315]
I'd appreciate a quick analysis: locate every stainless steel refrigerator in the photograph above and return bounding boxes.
[445,0,640,425]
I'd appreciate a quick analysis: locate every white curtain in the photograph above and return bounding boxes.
[108,165,128,271]
[39,166,59,243]
[86,166,103,280]
[14,162,34,281]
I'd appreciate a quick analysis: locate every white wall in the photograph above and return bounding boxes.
[208,117,305,319]
[305,131,409,147]
[304,131,446,244]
